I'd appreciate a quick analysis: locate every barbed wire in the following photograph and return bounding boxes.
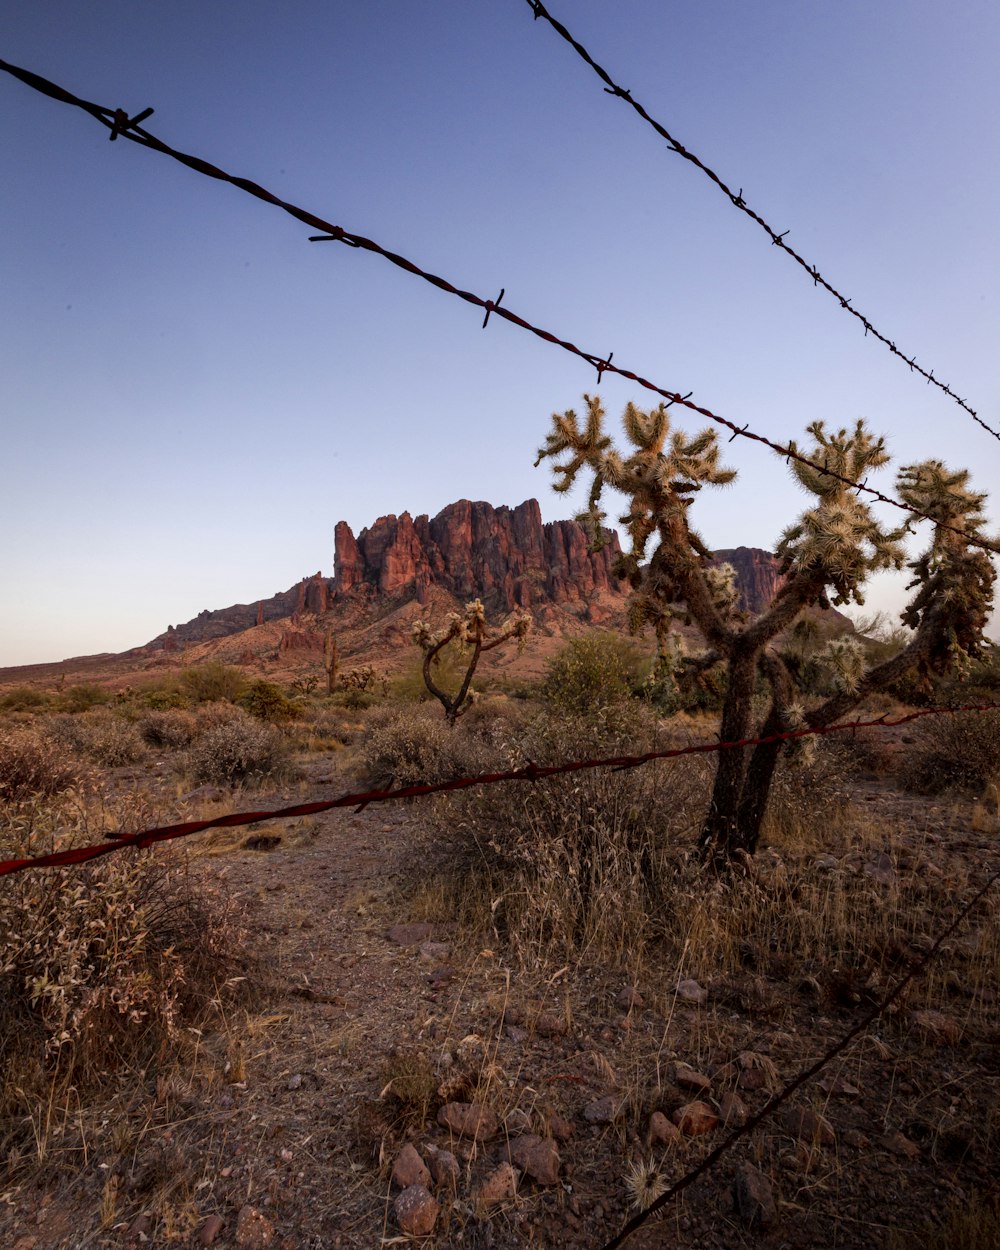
[600,860,1000,1248]
[1,58,998,560]
[1,700,997,879]
[522,0,1000,444]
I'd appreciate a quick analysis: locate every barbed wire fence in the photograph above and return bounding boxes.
[2,48,1000,1250]
[1,58,997,563]
[522,0,1000,444]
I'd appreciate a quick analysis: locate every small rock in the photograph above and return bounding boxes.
[718,1091,748,1128]
[733,1161,776,1229]
[583,1096,620,1125]
[426,1146,460,1189]
[505,1024,528,1043]
[387,922,433,946]
[812,854,840,871]
[392,1143,431,1189]
[672,1101,719,1136]
[506,1134,561,1185]
[675,979,708,1005]
[780,1106,835,1146]
[428,965,456,989]
[127,1215,152,1239]
[199,1214,226,1246]
[864,852,896,885]
[882,1130,921,1159]
[286,1074,303,1091]
[616,986,644,1011]
[544,1111,574,1141]
[477,1163,519,1208]
[674,1062,711,1093]
[235,1205,274,1250]
[437,1101,498,1140]
[817,1073,860,1097]
[419,941,451,962]
[394,1185,439,1236]
[910,1009,962,1046]
[843,1128,871,1149]
[647,1111,681,1147]
[534,1011,567,1038]
[244,834,281,852]
[182,784,224,802]
[505,1107,532,1135]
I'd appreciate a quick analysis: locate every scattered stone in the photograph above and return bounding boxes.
[812,854,840,871]
[544,1111,575,1141]
[477,1163,519,1208]
[733,1161,777,1229]
[506,1134,561,1185]
[505,1023,528,1043]
[199,1214,226,1246]
[11,1238,38,1250]
[428,965,456,989]
[394,1185,439,1236]
[392,1143,431,1189]
[419,941,451,962]
[244,834,281,852]
[718,1091,748,1129]
[864,852,896,885]
[882,1130,921,1160]
[911,1009,962,1046]
[675,979,708,1005]
[426,1145,460,1189]
[235,1205,274,1250]
[534,1011,567,1038]
[437,1101,498,1140]
[583,1096,621,1125]
[505,1107,532,1135]
[127,1215,152,1239]
[616,986,644,1011]
[647,1111,681,1147]
[779,1106,835,1146]
[286,1074,303,1091]
[387,922,433,946]
[182,784,224,803]
[843,1128,871,1150]
[672,1101,719,1136]
[674,1062,711,1093]
[817,1073,860,1097]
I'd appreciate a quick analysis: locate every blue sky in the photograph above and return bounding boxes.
[2,1,998,666]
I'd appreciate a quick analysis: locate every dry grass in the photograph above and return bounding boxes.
[901,707,1000,795]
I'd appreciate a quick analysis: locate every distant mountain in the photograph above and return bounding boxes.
[144,500,804,652]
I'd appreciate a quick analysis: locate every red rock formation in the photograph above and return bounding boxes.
[712,548,787,615]
[334,499,626,613]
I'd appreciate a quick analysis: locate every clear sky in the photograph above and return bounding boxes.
[2,1,998,666]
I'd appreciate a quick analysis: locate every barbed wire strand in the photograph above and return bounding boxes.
[1,701,997,879]
[522,0,1000,444]
[0,58,998,560]
[599,860,1000,1248]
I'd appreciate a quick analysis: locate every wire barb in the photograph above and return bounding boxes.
[109,105,153,140]
[481,287,505,328]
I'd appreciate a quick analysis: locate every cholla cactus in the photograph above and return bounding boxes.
[413,600,531,726]
[537,396,995,867]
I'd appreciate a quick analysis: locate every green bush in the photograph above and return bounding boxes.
[185,709,292,786]
[543,633,645,716]
[236,679,300,722]
[0,687,50,713]
[179,662,247,704]
[63,683,112,712]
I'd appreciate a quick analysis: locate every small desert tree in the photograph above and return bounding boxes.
[412,599,530,726]
[537,395,996,867]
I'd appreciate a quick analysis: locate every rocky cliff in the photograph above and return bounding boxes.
[145,500,799,651]
[334,498,625,613]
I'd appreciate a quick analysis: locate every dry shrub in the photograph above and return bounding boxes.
[77,710,148,767]
[359,703,495,789]
[0,795,257,1160]
[185,708,293,786]
[901,707,1000,794]
[889,1195,1000,1250]
[138,708,199,749]
[436,710,712,964]
[761,745,854,851]
[0,727,80,801]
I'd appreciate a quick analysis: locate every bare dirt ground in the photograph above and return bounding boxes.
[4,731,997,1250]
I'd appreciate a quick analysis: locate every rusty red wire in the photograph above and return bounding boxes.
[523,0,1000,444]
[0,57,997,559]
[1,700,997,878]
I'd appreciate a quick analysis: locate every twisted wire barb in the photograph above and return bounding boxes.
[600,860,1000,1248]
[523,0,1000,444]
[1,701,997,878]
[1,57,998,558]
